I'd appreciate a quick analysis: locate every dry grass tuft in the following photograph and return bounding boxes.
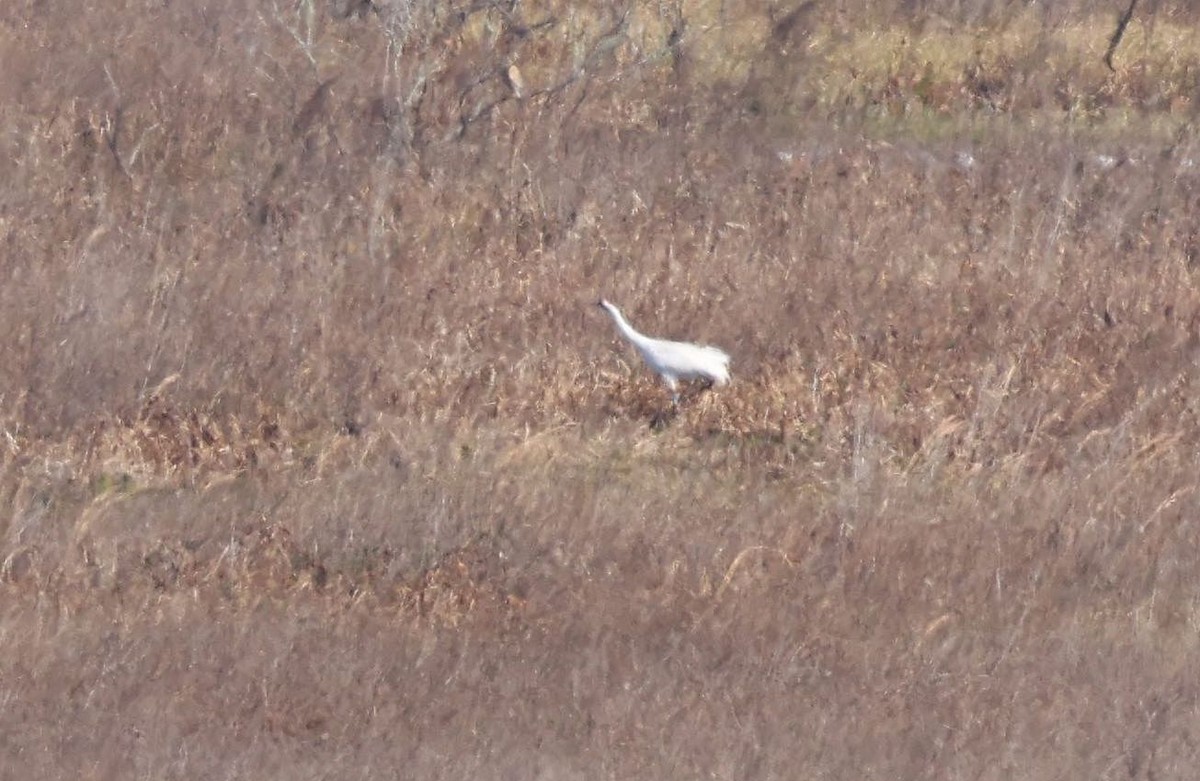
[5,0,1200,777]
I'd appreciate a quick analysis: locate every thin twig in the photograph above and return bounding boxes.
[1103,0,1140,71]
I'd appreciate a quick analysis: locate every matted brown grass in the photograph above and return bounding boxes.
[5,0,1200,778]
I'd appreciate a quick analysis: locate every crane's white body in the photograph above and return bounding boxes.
[598,299,731,401]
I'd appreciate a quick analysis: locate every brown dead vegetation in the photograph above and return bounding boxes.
[5,0,1200,778]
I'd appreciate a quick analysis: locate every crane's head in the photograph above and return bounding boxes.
[596,298,615,313]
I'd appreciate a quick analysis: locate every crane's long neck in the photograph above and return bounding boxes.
[604,304,649,348]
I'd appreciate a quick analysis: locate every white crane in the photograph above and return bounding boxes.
[597,299,731,404]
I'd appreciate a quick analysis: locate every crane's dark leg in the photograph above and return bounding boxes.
[650,377,680,430]
[666,377,680,406]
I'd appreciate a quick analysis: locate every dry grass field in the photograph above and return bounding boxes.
[5,0,1200,777]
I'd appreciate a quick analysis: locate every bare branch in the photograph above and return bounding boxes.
[1103,0,1140,71]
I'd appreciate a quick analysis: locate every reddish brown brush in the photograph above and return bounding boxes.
[4,0,1200,777]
